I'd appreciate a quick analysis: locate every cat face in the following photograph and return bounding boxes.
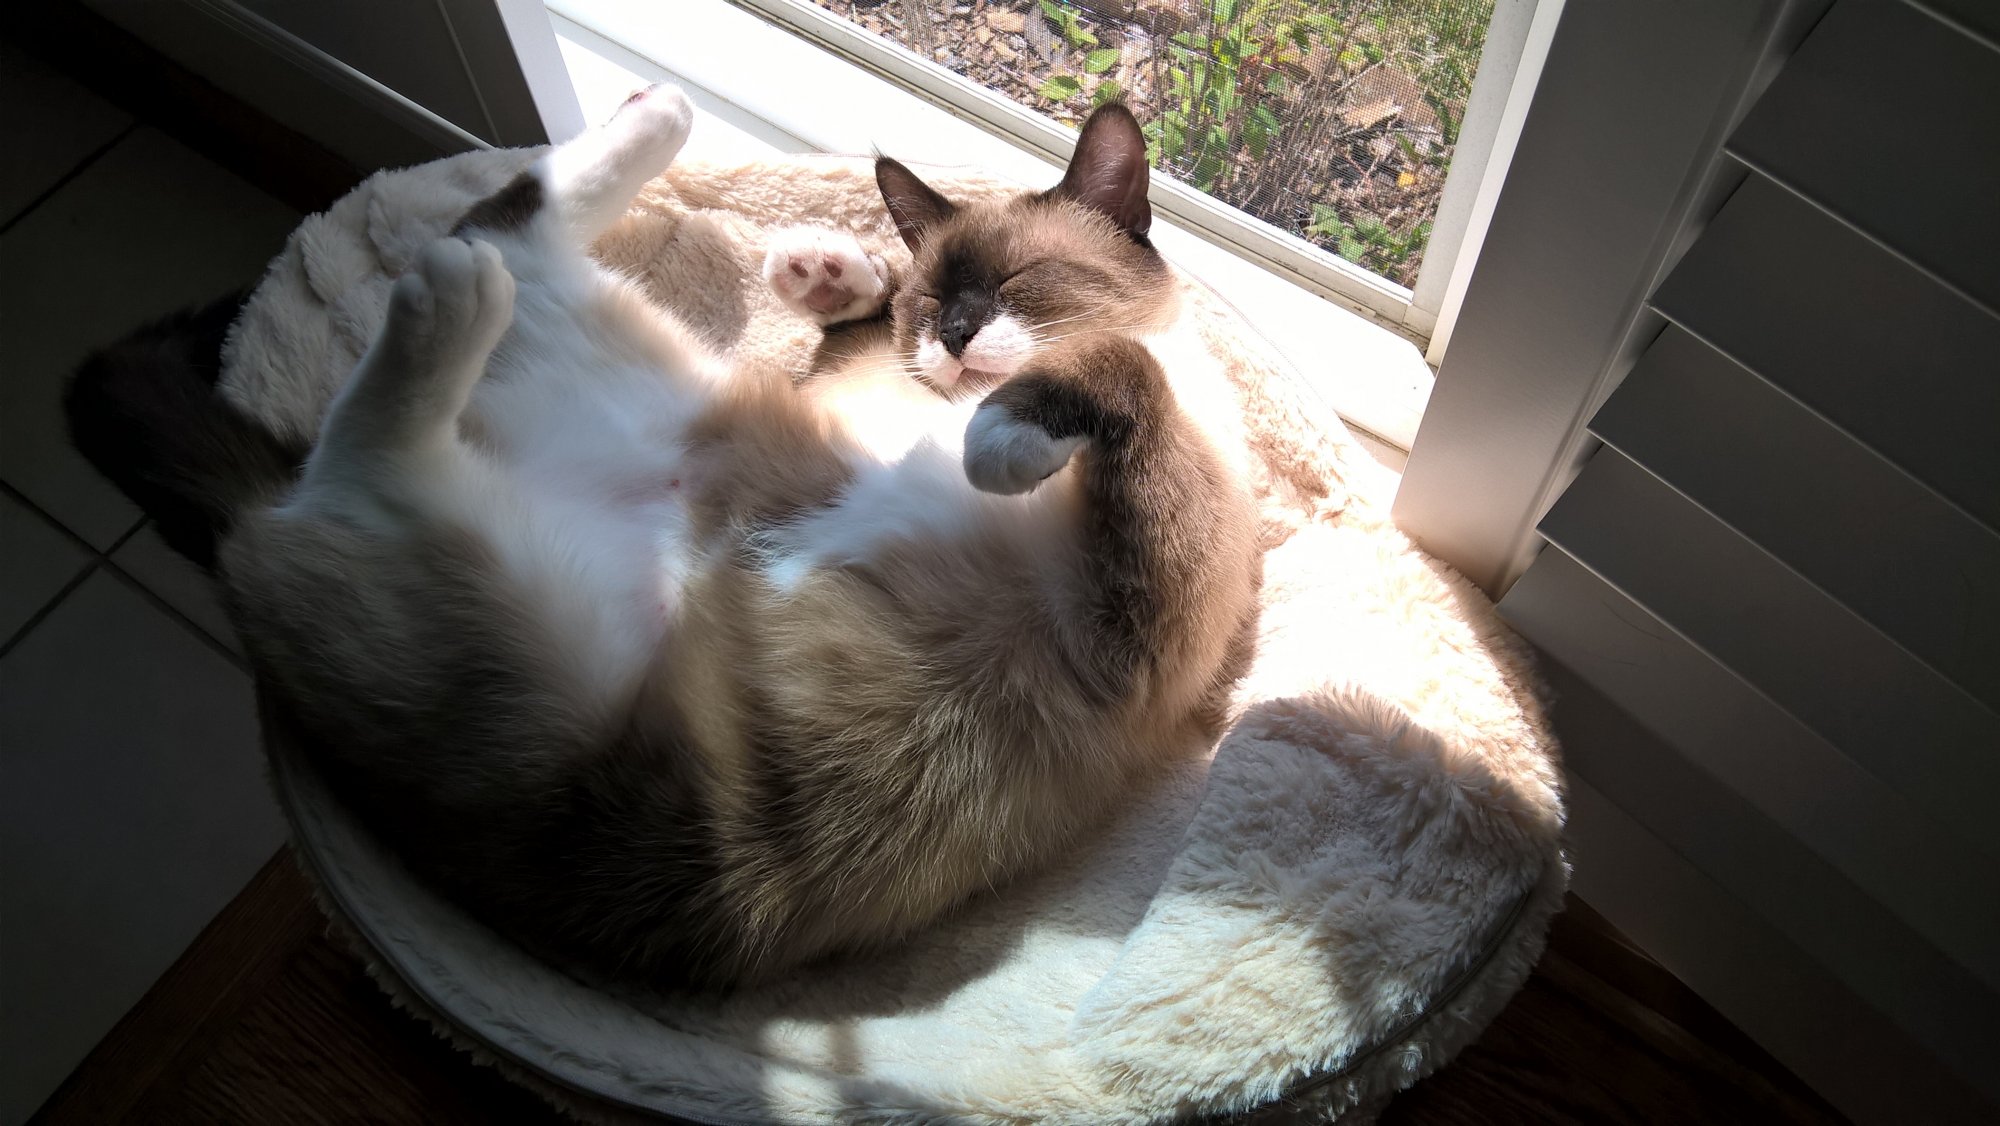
[878,105,1177,394]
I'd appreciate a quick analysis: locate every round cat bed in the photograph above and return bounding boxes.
[224,147,1566,1124]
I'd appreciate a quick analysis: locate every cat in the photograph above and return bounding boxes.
[220,86,1261,987]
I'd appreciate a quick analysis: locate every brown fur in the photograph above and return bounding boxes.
[452,170,545,236]
[883,193,1177,400]
[222,103,1262,987]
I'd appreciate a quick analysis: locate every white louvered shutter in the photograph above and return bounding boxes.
[1493,2,2000,1121]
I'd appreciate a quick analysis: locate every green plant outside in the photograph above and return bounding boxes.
[1037,0,1493,286]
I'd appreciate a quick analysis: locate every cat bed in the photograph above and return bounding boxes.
[222,147,1566,1124]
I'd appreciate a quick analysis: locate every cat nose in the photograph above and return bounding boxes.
[939,312,977,357]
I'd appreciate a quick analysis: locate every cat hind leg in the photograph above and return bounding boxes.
[762,226,890,325]
[306,237,514,483]
[453,85,690,274]
[539,83,694,243]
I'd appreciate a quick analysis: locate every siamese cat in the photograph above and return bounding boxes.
[223,86,1260,985]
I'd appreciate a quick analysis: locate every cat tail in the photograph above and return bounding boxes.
[966,337,1261,703]
[64,290,304,571]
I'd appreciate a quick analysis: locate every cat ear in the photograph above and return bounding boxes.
[1050,103,1152,239]
[875,157,956,253]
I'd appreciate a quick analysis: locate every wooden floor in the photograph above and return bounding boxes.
[11,8,1849,1123]
[32,852,1845,1125]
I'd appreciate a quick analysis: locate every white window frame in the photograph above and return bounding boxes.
[120,0,1545,450]
[1392,0,1828,596]
[543,0,1557,450]
[720,0,1552,358]
[449,0,592,144]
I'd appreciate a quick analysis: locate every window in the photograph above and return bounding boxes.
[544,0,1558,445]
[799,1,1493,292]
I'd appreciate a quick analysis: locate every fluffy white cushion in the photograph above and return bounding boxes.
[233,149,1567,1125]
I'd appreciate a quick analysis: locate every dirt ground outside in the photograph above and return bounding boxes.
[807,0,1494,287]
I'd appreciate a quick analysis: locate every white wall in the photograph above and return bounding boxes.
[80,0,580,172]
[238,0,493,140]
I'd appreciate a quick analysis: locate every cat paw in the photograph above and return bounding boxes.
[390,237,515,361]
[963,399,1084,495]
[608,83,695,170]
[763,226,889,324]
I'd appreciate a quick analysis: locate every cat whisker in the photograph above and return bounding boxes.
[1031,321,1177,346]
[875,325,1179,386]
[1028,302,1120,333]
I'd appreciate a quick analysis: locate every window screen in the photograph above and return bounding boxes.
[806,0,1494,287]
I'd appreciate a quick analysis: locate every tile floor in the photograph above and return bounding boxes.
[0,40,300,1124]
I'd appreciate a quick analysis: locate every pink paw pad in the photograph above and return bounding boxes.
[781,254,861,315]
[763,228,886,322]
[620,84,663,110]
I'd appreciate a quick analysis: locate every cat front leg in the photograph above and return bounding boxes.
[960,338,1155,497]
[962,336,1257,695]
[762,226,891,325]
[962,402,1085,495]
